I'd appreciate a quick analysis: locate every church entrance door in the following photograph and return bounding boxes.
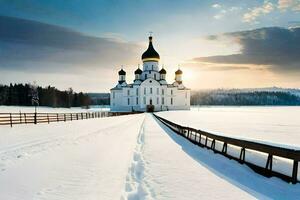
[146,99,154,112]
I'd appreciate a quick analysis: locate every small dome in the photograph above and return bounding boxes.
[118,69,126,75]
[159,68,166,74]
[175,69,182,75]
[142,36,160,62]
[135,68,142,74]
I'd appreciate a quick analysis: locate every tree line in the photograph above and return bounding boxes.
[0,83,91,108]
[191,91,300,106]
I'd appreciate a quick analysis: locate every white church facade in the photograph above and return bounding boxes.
[110,36,190,112]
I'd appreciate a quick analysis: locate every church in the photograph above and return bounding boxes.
[110,36,190,112]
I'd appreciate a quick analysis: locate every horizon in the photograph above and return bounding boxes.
[0,0,300,92]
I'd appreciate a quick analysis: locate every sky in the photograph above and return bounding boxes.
[0,0,300,92]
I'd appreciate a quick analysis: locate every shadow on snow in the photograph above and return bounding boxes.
[153,116,300,199]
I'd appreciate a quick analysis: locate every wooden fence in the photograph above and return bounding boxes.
[0,111,134,127]
[153,114,300,184]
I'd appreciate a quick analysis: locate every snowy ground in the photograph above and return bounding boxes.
[1,108,300,199]
[0,114,143,200]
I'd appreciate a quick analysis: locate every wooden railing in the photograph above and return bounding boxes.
[0,111,134,127]
[153,114,300,184]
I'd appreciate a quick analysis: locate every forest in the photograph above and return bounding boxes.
[0,83,90,108]
[191,90,300,106]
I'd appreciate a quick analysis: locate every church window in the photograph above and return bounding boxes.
[157,97,159,104]
[143,97,146,104]
[162,89,164,95]
[144,88,146,95]
[162,97,164,105]
[136,97,138,105]
[154,74,156,79]
[127,90,130,96]
[150,88,152,94]
[136,88,139,95]
[171,98,173,105]
[128,98,130,105]
[171,90,173,95]
[157,88,159,95]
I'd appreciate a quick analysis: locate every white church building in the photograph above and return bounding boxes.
[110,36,190,112]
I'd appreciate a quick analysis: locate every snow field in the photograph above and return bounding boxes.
[1,107,300,199]
[0,114,144,200]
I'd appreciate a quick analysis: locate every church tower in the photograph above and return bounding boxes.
[141,36,161,81]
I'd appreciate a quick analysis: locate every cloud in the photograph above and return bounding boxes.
[243,0,274,23]
[212,4,221,9]
[193,27,300,72]
[278,0,300,11]
[0,16,141,72]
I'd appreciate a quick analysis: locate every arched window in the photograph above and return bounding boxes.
[154,74,156,80]
[171,98,173,105]
[136,97,139,105]
[128,98,130,105]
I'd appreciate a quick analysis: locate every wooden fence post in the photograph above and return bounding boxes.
[19,111,22,124]
[239,148,246,164]
[34,112,37,124]
[222,143,227,154]
[57,114,59,122]
[47,114,50,124]
[265,154,273,176]
[64,114,66,122]
[198,133,202,145]
[292,160,298,184]
[10,113,12,127]
[24,113,27,124]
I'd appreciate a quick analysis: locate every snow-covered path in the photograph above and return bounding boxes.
[123,114,253,200]
[0,114,145,200]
